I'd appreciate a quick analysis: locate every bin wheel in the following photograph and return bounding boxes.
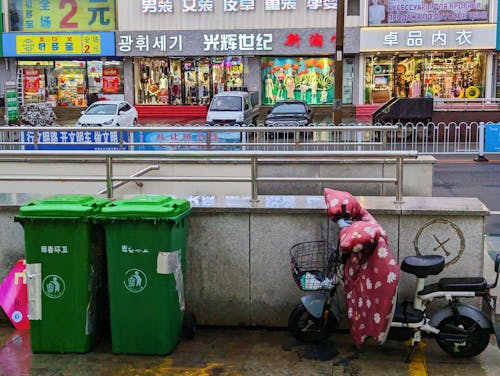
[182,311,197,340]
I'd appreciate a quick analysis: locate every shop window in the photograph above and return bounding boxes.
[133,57,244,106]
[88,61,124,101]
[261,57,335,105]
[364,51,487,104]
[55,61,86,107]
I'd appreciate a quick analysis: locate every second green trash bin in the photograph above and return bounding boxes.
[98,195,193,355]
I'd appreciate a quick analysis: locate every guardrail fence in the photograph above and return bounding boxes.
[1,121,496,155]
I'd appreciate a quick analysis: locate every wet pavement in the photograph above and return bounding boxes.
[1,321,499,376]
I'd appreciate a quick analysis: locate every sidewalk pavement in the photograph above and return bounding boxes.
[1,322,500,376]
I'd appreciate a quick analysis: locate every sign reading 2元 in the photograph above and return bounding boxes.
[9,0,116,32]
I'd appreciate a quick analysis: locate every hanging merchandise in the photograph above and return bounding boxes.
[465,86,480,98]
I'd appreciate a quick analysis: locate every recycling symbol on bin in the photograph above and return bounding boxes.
[124,269,147,293]
[42,274,66,299]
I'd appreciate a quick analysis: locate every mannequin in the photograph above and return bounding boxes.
[140,72,149,103]
[159,73,168,90]
[300,78,308,101]
[276,69,285,99]
[265,74,274,103]
[310,74,318,104]
[410,74,422,98]
[285,75,295,100]
[320,89,328,103]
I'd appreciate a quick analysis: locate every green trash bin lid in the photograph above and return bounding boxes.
[99,195,191,219]
[17,194,109,218]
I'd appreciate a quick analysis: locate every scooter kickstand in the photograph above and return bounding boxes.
[405,341,418,363]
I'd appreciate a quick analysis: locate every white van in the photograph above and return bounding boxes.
[206,91,260,126]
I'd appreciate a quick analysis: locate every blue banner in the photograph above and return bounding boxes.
[22,129,128,150]
[485,124,500,152]
[133,130,242,151]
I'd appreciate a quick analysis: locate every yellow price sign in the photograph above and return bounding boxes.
[16,34,101,55]
[20,0,115,32]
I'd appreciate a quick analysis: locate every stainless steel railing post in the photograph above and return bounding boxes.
[251,157,259,202]
[395,156,403,204]
[106,156,113,199]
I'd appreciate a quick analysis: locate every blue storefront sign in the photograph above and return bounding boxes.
[134,130,242,151]
[485,123,500,152]
[22,130,128,150]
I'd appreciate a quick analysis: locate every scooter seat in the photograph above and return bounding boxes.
[439,277,487,292]
[401,255,445,278]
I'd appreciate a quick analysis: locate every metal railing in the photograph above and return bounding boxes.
[0,149,418,202]
[0,122,486,154]
[433,98,500,111]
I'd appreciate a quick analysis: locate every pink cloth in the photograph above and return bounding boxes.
[324,188,400,346]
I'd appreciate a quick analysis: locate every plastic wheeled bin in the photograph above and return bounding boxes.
[97,195,194,355]
[15,195,109,353]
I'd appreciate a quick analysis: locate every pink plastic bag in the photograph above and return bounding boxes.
[0,259,30,330]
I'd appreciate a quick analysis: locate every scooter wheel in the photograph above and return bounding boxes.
[288,303,337,343]
[436,314,490,358]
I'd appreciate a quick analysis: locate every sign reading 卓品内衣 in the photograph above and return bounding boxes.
[360,24,495,52]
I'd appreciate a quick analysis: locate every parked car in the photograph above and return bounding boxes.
[76,101,138,127]
[206,91,260,125]
[264,100,314,127]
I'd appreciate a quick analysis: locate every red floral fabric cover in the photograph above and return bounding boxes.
[324,188,400,347]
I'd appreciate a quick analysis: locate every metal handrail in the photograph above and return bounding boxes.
[0,150,418,202]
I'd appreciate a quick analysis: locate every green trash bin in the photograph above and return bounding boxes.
[15,194,109,353]
[97,195,193,355]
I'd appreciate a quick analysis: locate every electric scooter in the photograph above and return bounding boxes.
[288,212,500,361]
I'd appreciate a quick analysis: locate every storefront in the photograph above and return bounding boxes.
[116,28,359,109]
[3,0,118,107]
[132,56,244,106]
[360,25,496,104]
[15,59,124,107]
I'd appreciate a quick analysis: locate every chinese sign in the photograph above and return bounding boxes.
[2,32,115,56]
[102,67,120,94]
[4,81,19,124]
[8,0,116,31]
[116,28,359,56]
[23,68,41,94]
[360,25,495,51]
[141,0,334,12]
[368,0,489,26]
[202,33,272,52]
[22,130,129,151]
[134,130,242,150]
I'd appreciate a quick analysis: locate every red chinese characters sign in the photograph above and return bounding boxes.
[23,68,41,94]
[102,67,120,94]
[284,32,336,49]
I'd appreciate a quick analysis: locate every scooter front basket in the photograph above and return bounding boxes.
[290,240,339,291]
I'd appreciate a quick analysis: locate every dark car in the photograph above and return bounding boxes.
[265,100,314,127]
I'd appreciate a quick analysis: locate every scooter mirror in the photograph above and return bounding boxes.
[495,253,500,273]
